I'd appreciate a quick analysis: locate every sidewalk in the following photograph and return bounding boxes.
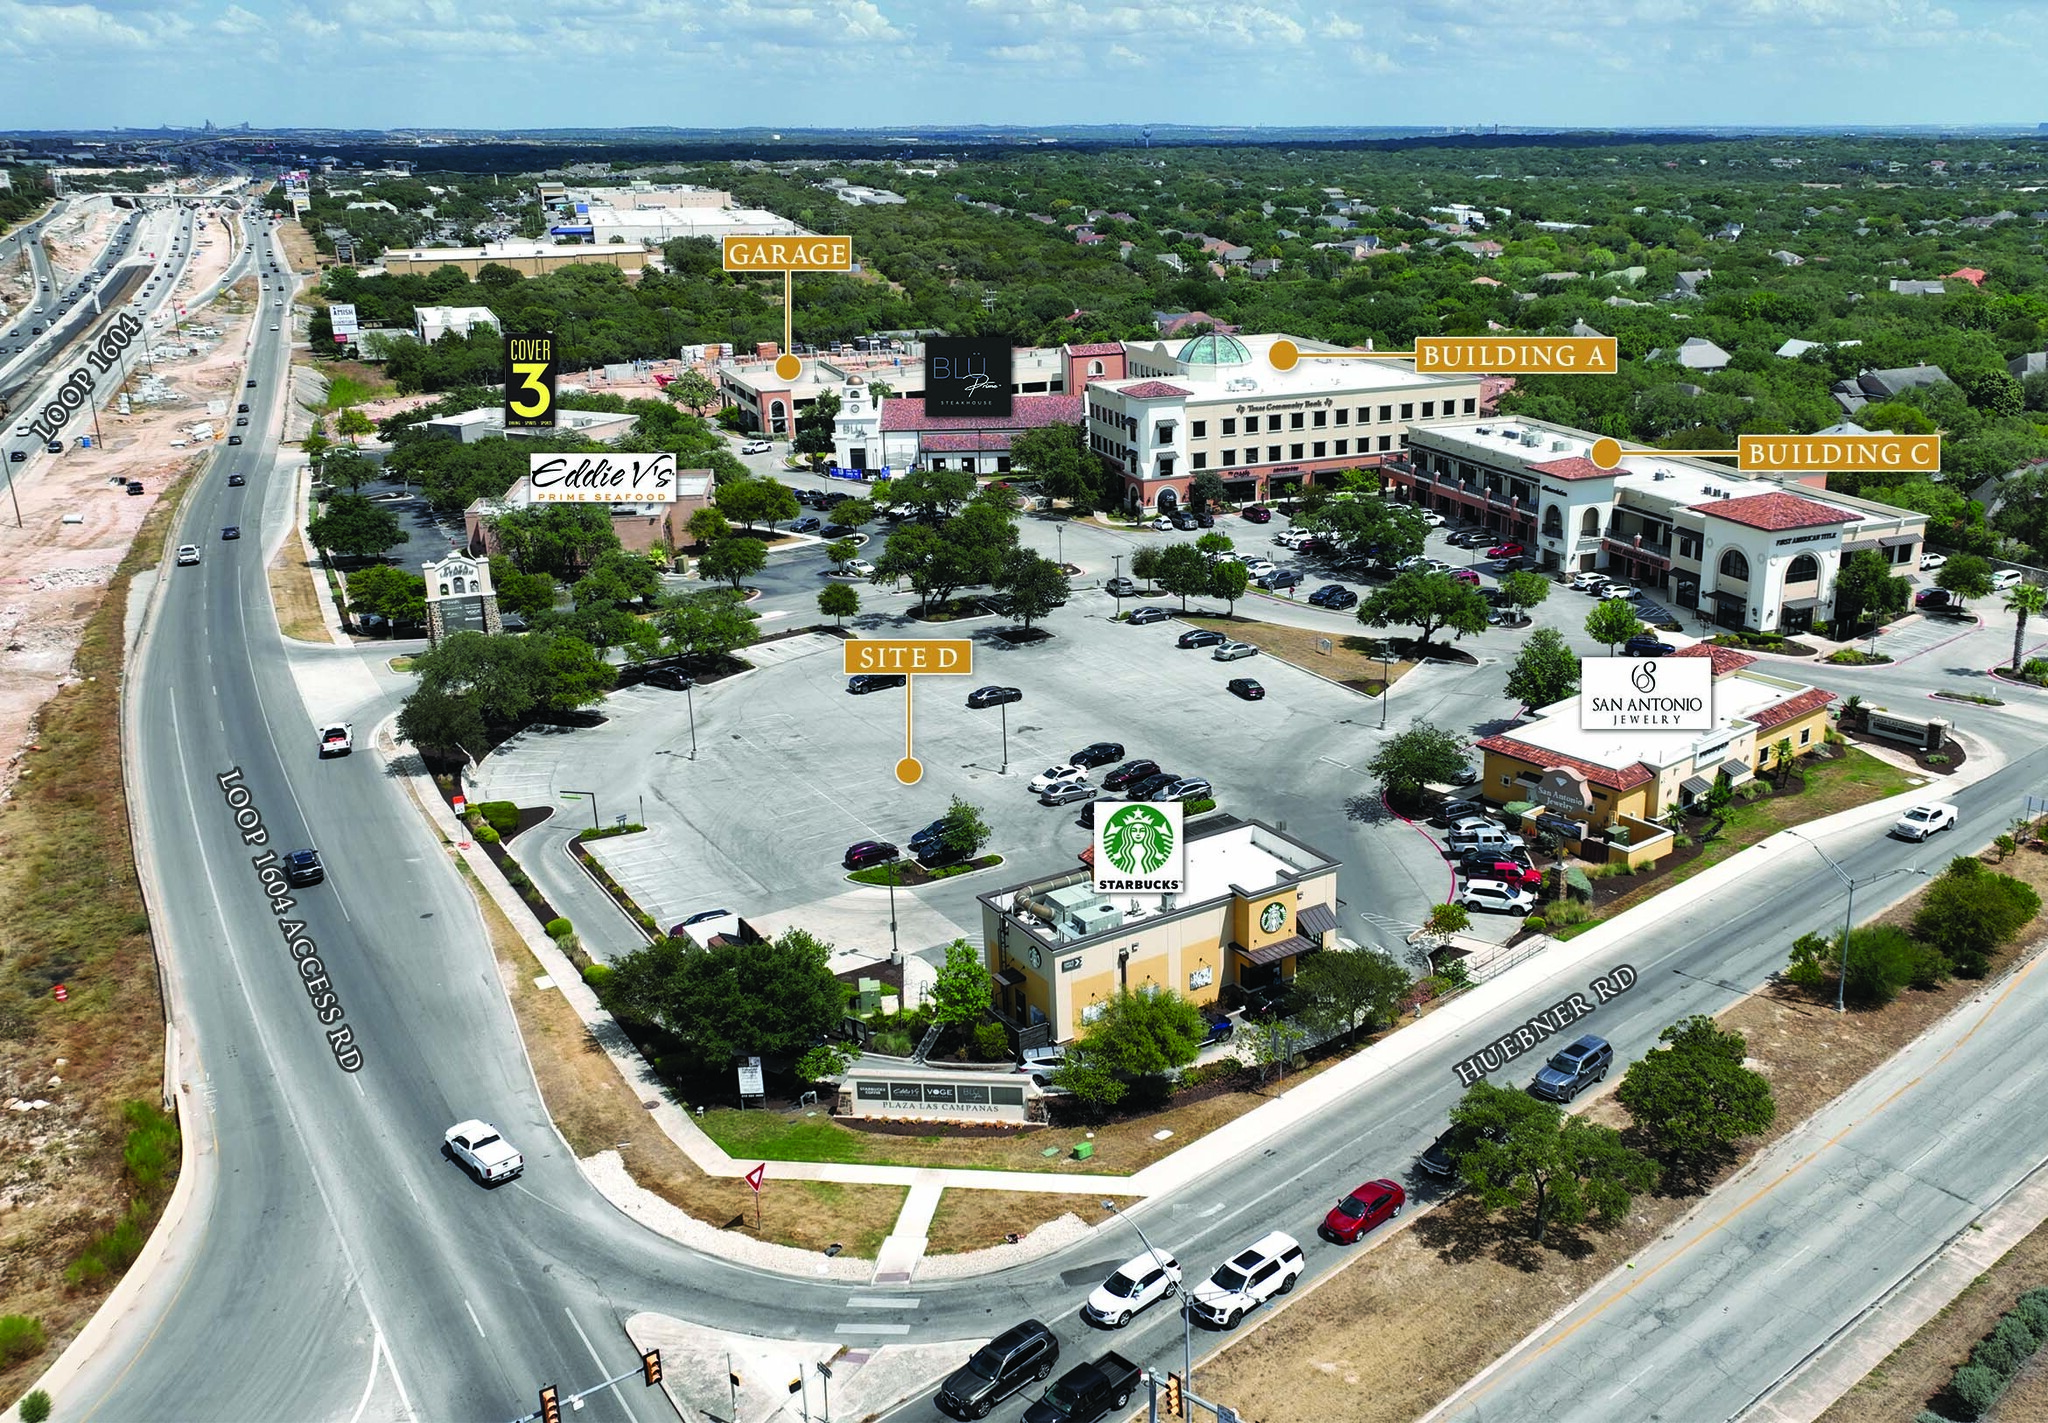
[626,1314,980,1423]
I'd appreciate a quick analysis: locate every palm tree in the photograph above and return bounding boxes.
[2007,580,2046,671]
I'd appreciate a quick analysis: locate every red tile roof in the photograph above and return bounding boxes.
[1701,491,1858,531]
[1117,381,1194,399]
[1947,267,1988,286]
[1671,643,1758,675]
[1065,341,1123,357]
[919,431,1013,452]
[1527,456,1612,482]
[1752,686,1838,730]
[878,394,1083,433]
[1474,735,1655,792]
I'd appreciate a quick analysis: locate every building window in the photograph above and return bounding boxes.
[1501,774,1515,787]
[1543,505,1563,538]
[1312,442,1326,458]
[1192,452,1208,469]
[1155,423,1175,443]
[1678,531,1702,560]
[1159,456,1175,478]
[1089,359,1104,375]
[1267,414,1283,432]
[1800,728,1811,745]
[1400,403,1415,421]
[1378,435,1392,451]
[1786,552,1819,583]
[1421,401,1435,418]
[1192,420,1206,438]
[1222,417,1236,435]
[1222,448,1236,465]
[1720,548,1750,581]
[1357,406,1372,423]
[1335,439,1349,455]
[1335,408,1348,425]
[1593,789,1608,801]
[1463,398,1477,414]
[1379,405,1393,421]
[1290,412,1304,430]
[1269,445,1283,461]
[1290,443,1304,460]
[1312,409,1327,428]
[1583,508,1601,536]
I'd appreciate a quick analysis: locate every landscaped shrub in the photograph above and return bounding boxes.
[475,824,501,843]
[1184,797,1219,815]
[971,1021,1009,1060]
[870,1030,915,1057]
[2016,1288,2048,1334]
[1976,1314,2042,1373]
[0,1313,46,1365]
[582,962,614,995]
[1523,916,1547,932]
[473,800,520,835]
[1906,941,1953,991]
[1841,924,1921,1008]
[1548,897,1593,927]
[545,918,573,940]
[1946,1362,2005,1419]
[1915,866,2041,964]
[17,1391,50,1423]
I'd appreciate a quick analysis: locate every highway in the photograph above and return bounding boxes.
[33,209,2048,1422]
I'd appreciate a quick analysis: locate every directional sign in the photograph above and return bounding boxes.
[745,1162,766,1193]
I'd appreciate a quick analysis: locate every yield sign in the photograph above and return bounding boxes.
[744,1163,766,1193]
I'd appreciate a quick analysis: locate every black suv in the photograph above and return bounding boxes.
[937,1319,1059,1419]
[1624,634,1677,657]
[283,848,324,887]
[1101,759,1162,792]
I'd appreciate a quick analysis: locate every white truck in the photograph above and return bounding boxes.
[318,723,352,758]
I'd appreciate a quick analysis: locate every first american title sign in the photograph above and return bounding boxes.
[526,452,678,503]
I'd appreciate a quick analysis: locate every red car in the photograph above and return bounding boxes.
[1241,505,1272,524]
[1449,568,1480,585]
[1321,1178,1405,1244]
[1486,542,1525,560]
[1465,859,1542,889]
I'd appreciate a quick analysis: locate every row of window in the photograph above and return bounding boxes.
[1191,397,1475,439]
[1190,436,1397,469]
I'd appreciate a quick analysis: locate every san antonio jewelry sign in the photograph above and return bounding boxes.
[1581,657,1713,731]
[1093,801,1185,892]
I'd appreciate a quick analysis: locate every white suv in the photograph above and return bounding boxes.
[1458,879,1536,916]
[175,544,200,566]
[1188,1230,1305,1328]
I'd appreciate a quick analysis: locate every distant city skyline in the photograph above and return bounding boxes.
[3,0,2044,132]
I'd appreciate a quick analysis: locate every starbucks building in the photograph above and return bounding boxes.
[978,816,1341,1047]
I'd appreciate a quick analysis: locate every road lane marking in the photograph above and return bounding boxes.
[835,1323,912,1336]
[846,1296,920,1309]
[464,1298,485,1339]
[563,1307,644,1423]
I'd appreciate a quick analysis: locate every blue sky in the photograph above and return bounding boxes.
[0,0,2039,131]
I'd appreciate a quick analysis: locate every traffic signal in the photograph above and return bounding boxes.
[538,1385,562,1423]
[1164,1372,1184,1419]
[641,1349,663,1386]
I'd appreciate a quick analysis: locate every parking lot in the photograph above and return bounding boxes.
[476,591,1457,964]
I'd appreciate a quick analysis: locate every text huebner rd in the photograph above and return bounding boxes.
[1414,336,1617,374]
[843,640,975,675]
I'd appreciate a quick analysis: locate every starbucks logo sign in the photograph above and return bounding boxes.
[1260,902,1288,935]
[1092,801,1186,892]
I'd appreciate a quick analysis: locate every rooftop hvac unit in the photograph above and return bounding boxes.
[1551,439,1569,451]
[1720,491,1732,499]
[1521,431,1544,447]
[1066,902,1124,939]
[1476,426,1493,435]
[1501,428,1520,439]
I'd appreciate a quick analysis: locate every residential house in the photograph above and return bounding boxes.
[1246,258,1282,278]
[1858,365,1951,400]
[1889,279,1947,295]
[1674,337,1731,372]
[1946,267,1988,287]
[1452,239,1505,258]
[1671,269,1713,298]
[1771,250,1805,266]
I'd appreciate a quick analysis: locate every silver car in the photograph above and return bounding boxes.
[1212,641,1259,662]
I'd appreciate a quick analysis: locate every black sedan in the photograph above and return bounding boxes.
[1178,628,1227,649]
[221,526,241,540]
[1624,635,1677,656]
[847,673,906,693]
[1227,678,1265,701]
[1128,772,1178,800]
[1127,606,1171,625]
[1070,741,1125,767]
[227,474,246,486]
[966,685,1022,709]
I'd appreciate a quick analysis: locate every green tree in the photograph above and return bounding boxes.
[344,564,426,626]
[826,537,860,572]
[321,447,378,493]
[1452,1081,1659,1243]
[1304,496,1430,566]
[1155,543,1212,609]
[656,589,760,659]
[17,1390,51,1423]
[1497,568,1551,618]
[1358,571,1490,651]
[1367,722,1472,806]
[571,548,662,609]
[1838,924,1926,1007]
[491,503,619,579]
[302,419,331,464]
[1054,989,1207,1106]
[994,549,1069,628]
[1209,558,1250,615]
[1584,596,1646,653]
[488,555,558,620]
[397,629,614,745]
[666,369,718,414]
[1505,626,1580,709]
[873,522,962,613]
[832,496,877,529]
[698,534,766,592]
[937,795,992,861]
[1291,947,1411,1041]
[1425,901,1471,941]
[1195,530,1235,558]
[1913,862,2041,973]
[1771,736,1797,785]
[718,476,800,533]
[307,493,404,561]
[1832,548,1910,634]
[600,927,847,1074]
[879,465,977,523]
[1009,422,1102,506]
[817,581,860,626]
[1615,1016,1777,1184]
[396,683,488,758]
[1937,554,1995,602]
[686,506,731,547]
[2006,581,2046,671]
[335,407,375,444]
[1130,545,1163,592]
[928,938,994,1029]
[1189,470,1229,512]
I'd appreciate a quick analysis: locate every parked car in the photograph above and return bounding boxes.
[1241,558,1277,579]
[1569,570,1610,592]
[1172,511,1199,530]
[967,685,1023,709]
[1457,879,1537,916]
[740,439,772,454]
[443,1120,524,1185]
[1257,568,1302,590]
[1893,803,1959,841]
[1148,515,1175,531]
[1101,759,1162,792]
[1178,627,1228,649]
[1022,1351,1143,1423]
[1212,641,1258,662]
[1227,677,1265,701]
[1070,742,1125,768]
[1416,509,1446,527]
[1188,1231,1305,1329]
[1240,505,1272,523]
[1418,1121,1505,1178]
[1275,528,1313,548]
[1105,576,1140,597]
[1448,823,1526,856]
[1320,1178,1405,1244]
[175,544,200,566]
[644,668,694,691]
[843,840,899,871]
[936,1320,1059,1419]
[1128,772,1179,801]
[1449,568,1480,585]
[1127,606,1171,625]
[1082,1252,1182,1329]
[1487,541,1525,560]
[1029,764,1088,794]
[1435,797,1488,826]
[1462,856,1541,889]
[1447,529,1491,548]
[791,515,822,533]
[1154,776,1212,802]
[1915,588,1958,610]
[1531,1035,1614,1101]
[1624,634,1677,657]
[1308,584,1358,609]
[1040,781,1098,807]
[1991,569,2025,591]
[847,673,906,693]
[1919,552,1947,571]
[909,819,949,853]
[1193,511,1215,527]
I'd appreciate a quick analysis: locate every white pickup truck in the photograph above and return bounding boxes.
[444,1120,523,1185]
[318,723,352,758]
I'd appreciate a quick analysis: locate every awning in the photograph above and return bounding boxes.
[1721,758,1753,780]
[1710,589,1746,605]
[1780,596,1821,611]
[994,968,1025,987]
[1880,534,1919,547]
[1296,903,1339,940]
[1234,934,1312,967]
[1680,775,1713,797]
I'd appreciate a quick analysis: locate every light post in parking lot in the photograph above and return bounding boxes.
[561,790,600,833]
[1784,829,1929,1013]
[1376,639,1390,729]
[1102,1200,1193,1395]
[886,860,900,963]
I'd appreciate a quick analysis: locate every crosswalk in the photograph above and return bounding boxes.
[834,1293,918,1336]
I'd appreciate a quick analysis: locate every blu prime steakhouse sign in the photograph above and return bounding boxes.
[1092,801,1185,893]
[527,451,677,503]
[1581,656,1713,731]
[19,309,144,445]
[1452,964,1637,1087]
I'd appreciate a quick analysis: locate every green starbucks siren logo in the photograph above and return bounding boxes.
[1103,804,1175,876]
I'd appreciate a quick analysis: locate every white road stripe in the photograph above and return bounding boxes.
[845,1296,921,1309]
[835,1323,912,1336]
[464,1298,485,1339]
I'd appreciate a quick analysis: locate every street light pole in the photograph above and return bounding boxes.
[685,679,698,760]
[999,699,1009,776]
[887,860,900,964]
[1785,830,1929,1013]
[1379,641,1390,729]
[563,790,599,832]
[1104,1201,1191,1394]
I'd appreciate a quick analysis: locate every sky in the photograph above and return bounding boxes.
[0,0,2043,132]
